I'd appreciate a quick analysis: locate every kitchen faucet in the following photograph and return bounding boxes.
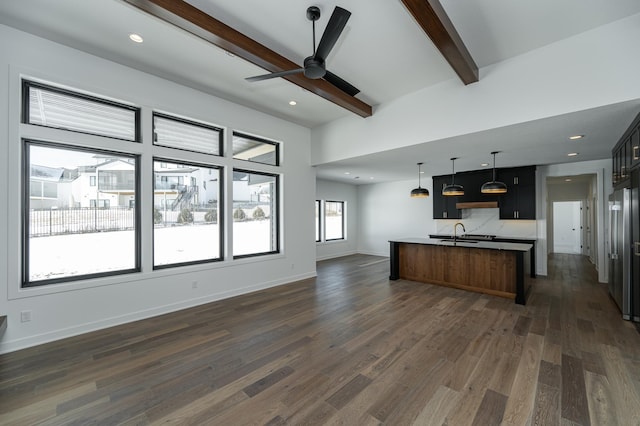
[454,222,466,242]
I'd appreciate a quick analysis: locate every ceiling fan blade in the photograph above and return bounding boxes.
[314,6,351,62]
[246,68,304,82]
[324,71,360,96]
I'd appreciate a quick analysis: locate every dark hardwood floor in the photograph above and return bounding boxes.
[1,253,639,425]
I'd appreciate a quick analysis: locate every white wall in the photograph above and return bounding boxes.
[311,14,640,165]
[0,25,316,353]
[357,179,434,256]
[316,179,358,260]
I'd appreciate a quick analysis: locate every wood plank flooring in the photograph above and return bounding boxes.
[1,253,640,425]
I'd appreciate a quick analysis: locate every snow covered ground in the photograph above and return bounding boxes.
[28,217,343,282]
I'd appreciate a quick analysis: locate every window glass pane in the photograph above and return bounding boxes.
[232,132,279,166]
[315,200,321,242]
[233,170,278,257]
[153,114,222,156]
[153,160,221,267]
[25,142,138,285]
[325,201,344,240]
[25,82,138,141]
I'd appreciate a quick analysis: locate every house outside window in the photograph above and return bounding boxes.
[153,159,222,268]
[24,141,139,286]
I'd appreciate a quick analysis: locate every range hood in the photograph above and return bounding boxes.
[455,201,499,209]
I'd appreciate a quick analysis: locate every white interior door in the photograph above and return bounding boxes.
[553,201,582,254]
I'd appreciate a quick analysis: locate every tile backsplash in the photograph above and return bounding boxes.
[434,208,537,238]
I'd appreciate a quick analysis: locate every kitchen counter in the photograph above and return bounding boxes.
[397,237,533,252]
[389,238,533,304]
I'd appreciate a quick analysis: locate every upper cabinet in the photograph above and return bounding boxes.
[432,166,535,220]
[497,166,536,220]
[613,112,640,187]
[432,175,461,219]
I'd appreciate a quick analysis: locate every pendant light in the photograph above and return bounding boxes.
[410,162,429,198]
[442,157,464,196]
[481,151,508,194]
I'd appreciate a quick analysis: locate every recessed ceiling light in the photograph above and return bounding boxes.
[567,152,579,157]
[344,172,350,175]
[481,163,489,167]
[419,171,425,174]
[369,177,375,180]
[289,100,297,106]
[129,33,144,43]
[568,135,584,140]
[565,178,572,182]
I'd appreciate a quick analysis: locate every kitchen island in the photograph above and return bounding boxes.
[389,238,533,304]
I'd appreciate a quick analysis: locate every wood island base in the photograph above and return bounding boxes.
[389,240,532,304]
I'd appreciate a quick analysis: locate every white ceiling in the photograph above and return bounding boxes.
[1,0,640,183]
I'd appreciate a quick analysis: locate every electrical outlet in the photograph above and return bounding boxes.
[291,263,295,270]
[21,310,32,323]
[192,281,198,289]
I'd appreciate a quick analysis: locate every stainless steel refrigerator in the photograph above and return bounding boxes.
[609,188,632,319]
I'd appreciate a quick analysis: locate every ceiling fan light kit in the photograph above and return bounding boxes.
[481,151,508,194]
[246,5,360,96]
[443,157,464,196]
[410,162,429,198]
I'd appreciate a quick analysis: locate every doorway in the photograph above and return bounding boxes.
[553,201,582,254]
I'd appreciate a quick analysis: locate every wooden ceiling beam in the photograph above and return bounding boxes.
[401,0,478,85]
[122,0,372,118]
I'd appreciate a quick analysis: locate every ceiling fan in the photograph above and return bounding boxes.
[245,5,360,96]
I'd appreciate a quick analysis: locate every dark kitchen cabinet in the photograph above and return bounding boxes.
[497,166,536,220]
[631,125,640,169]
[432,175,461,219]
[456,169,496,203]
[614,112,640,187]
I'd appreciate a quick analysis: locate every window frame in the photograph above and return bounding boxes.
[232,168,280,259]
[21,80,141,142]
[152,157,224,270]
[315,200,321,243]
[152,112,224,157]
[324,200,345,241]
[232,131,280,166]
[22,139,142,288]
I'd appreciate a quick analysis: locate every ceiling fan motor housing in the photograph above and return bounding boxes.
[303,56,326,79]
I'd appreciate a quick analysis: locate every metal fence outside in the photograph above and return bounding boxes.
[30,207,135,237]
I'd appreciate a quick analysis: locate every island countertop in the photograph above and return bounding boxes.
[390,237,533,252]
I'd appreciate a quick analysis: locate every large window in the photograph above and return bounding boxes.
[23,141,140,286]
[325,201,345,241]
[153,159,222,268]
[19,78,284,288]
[232,170,279,257]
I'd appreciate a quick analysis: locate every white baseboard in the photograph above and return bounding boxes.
[0,271,317,354]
